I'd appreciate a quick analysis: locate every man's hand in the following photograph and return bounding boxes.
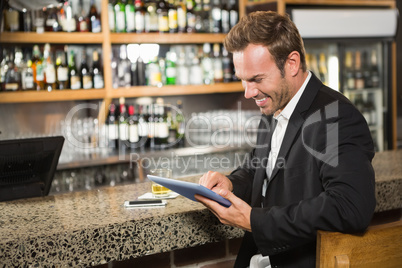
[197,171,252,232]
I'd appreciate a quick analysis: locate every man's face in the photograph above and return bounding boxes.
[233,44,292,116]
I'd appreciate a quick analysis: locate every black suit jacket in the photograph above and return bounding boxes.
[228,73,376,268]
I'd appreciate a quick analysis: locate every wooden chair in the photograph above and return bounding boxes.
[316,220,402,268]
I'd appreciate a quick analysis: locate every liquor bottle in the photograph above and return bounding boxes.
[22,9,32,32]
[202,0,211,32]
[125,0,135,32]
[81,50,93,89]
[370,49,380,88]
[193,0,203,32]
[111,46,119,88]
[128,105,140,149]
[108,0,116,32]
[165,51,177,85]
[210,0,222,33]
[354,51,364,90]
[221,0,230,33]
[118,45,132,87]
[45,7,61,32]
[77,0,90,32]
[155,98,169,148]
[107,103,119,149]
[362,51,372,88]
[31,45,45,90]
[212,43,223,83]
[168,0,178,33]
[32,8,45,33]
[43,44,57,91]
[176,48,189,85]
[145,0,158,33]
[343,51,355,90]
[0,49,7,91]
[21,57,35,90]
[189,51,203,85]
[114,0,127,33]
[4,49,21,91]
[147,56,162,87]
[157,0,169,33]
[222,46,233,83]
[147,104,156,149]
[228,0,238,30]
[118,98,129,149]
[135,0,146,33]
[69,50,81,90]
[166,105,177,145]
[92,50,104,89]
[56,50,69,90]
[63,0,77,32]
[201,43,214,84]
[89,0,102,33]
[138,104,149,148]
[175,99,185,147]
[318,53,327,85]
[186,0,196,33]
[5,7,19,32]
[177,0,187,33]
[137,54,146,85]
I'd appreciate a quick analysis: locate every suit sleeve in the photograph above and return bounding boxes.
[250,101,376,256]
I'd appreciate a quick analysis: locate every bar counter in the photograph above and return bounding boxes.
[1,150,401,267]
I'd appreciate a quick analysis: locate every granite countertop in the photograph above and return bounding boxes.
[1,150,401,267]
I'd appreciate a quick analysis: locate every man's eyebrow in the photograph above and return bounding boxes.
[241,74,265,82]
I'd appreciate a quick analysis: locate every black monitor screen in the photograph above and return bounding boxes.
[0,136,64,202]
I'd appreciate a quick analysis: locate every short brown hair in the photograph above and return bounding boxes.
[224,11,307,76]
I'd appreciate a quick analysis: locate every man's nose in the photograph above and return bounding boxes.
[243,82,258,99]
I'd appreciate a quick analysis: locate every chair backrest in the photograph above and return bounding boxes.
[316,220,402,268]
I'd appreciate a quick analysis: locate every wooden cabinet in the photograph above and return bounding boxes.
[0,0,244,108]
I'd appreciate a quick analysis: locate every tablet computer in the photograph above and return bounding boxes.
[147,175,231,208]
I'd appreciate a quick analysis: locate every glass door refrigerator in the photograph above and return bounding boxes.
[291,8,399,151]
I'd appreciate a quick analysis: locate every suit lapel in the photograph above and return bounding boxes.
[269,73,322,181]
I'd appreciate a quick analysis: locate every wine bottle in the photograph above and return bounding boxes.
[168,0,178,33]
[107,103,119,150]
[77,0,89,32]
[177,0,187,33]
[92,50,104,89]
[43,43,57,91]
[89,0,102,33]
[69,50,81,90]
[125,0,135,32]
[165,51,177,85]
[128,105,140,149]
[138,104,149,148]
[354,51,364,90]
[81,50,93,89]
[135,0,146,33]
[118,99,129,149]
[157,0,169,33]
[212,43,223,83]
[31,45,45,91]
[210,0,222,33]
[21,58,35,90]
[56,50,69,90]
[114,0,127,33]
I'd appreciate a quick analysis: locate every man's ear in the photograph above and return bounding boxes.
[286,51,301,77]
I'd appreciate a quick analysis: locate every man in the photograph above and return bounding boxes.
[196,11,376,268]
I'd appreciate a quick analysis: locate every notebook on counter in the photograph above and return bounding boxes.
[147,175,231,208]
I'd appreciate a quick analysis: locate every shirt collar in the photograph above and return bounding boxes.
[274,71,312,121]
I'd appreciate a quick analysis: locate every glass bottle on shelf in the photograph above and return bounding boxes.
[370,49,380,88]
[43,44,57,92]
[81,50,93,89]
[92,50,104,89]
[89,0,102,33]
[107,103,119,150]
[168,0,178,33]
[31,45,45,91]
[186,0,196,33]
[138,105,149,148]
[21,54,35,91]
[202,0,211,32]
[69,50,81,90]
[45,7,61,32]
[108,0,116,32]
[165,51,177,85]
[118,45,132,87]
[210,0,222,33]
[0,49,7,91]
[343,51,355,91]
[128,105,140,148]
[5,7,19,32]
[63,0,77,32]
[4,49,21,91]
[137,54,146,85]
[176,48,189,85]
[157,0,169,33]
[135,0,146,33]
[175,99,185,147]
[147,56,162,87]
[77,0,90,32]
[221,0,230,33]
[354,51,364,90]
[145,0,158,33]
[125,0,135,32]
[222,46,233,83]
[114,0,127,33]
[22,9,32,32]
[32,8,45,33]
[118,98,129,149]
[212,43,223,83]
[189,51,203,85]
[201,43,214,85]
[177,0,187,33]
[228,0,238,30]
[56,48,69,90]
